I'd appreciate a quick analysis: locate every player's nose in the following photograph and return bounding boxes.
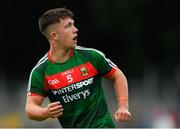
[73,26,78,33]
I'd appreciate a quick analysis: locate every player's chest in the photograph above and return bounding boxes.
[44,62,98,90]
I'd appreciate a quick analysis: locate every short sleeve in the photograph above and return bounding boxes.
[91,50,118,78]
[27,69,46,96]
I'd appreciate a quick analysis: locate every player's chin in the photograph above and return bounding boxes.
[70,43,77,48]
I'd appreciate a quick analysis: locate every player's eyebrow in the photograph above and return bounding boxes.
[64,20,74,28]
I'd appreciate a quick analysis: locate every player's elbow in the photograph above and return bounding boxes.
[25,106,33,120]
[25,105,47,121]
[25,106,42,121]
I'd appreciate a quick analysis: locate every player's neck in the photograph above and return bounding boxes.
[49,47,72,63]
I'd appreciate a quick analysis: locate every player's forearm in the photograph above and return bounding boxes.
[114,70,129,109]
[25,104,48,121]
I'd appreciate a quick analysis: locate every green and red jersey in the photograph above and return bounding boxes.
[27,46,117,128]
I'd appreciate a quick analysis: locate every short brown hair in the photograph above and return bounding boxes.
[38,8,74,37]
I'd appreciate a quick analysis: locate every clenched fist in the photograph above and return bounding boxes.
[114,107,131,122]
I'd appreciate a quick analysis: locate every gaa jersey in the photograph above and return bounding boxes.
[27,46,117,128]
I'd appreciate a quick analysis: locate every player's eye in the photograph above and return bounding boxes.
[65,22,73,28]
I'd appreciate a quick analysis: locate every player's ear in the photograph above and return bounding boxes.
[50,31,58,40]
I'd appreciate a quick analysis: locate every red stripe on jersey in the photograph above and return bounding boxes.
[48,51,55,64]
[103,67,117,78]
[44,62,98,90]
[27,92,44,97]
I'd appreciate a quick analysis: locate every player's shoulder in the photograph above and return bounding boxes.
[31,53,49,73]
[75,45,105,57]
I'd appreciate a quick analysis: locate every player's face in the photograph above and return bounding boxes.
[55,17,78,50]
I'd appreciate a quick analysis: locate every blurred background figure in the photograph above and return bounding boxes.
[151,105,176,128]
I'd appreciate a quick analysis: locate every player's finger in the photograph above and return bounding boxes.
[49,105,62,112]
[122,113,129,121]
[114,112,118,122]
[118,112,124,121]
[120,112,129,121]
[127,112,132,121]
[51,112,63,118]
[56,112,63,117]
[49,101,61,107]
[117,112,123,122]
[122,112,131,121]
[51,108,63,115]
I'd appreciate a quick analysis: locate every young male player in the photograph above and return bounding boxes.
[25,7,131,128]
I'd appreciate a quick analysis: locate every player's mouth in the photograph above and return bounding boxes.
[73,35,78,43]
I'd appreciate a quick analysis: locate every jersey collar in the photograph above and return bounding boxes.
[47,49,74,64]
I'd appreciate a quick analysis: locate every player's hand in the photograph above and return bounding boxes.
[44,101,63,119]
[114,107,131,122]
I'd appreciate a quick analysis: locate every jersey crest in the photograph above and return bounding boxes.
[80,66,88,76]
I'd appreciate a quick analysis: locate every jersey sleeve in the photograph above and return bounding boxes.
[27,68,46,96]
[91,50,118,78]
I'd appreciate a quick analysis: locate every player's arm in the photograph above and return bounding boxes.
[91,49,131,121]
[25,94,63,121]
[108,68,131,122]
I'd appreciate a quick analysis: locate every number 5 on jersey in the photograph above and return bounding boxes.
[66,74,73,83]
